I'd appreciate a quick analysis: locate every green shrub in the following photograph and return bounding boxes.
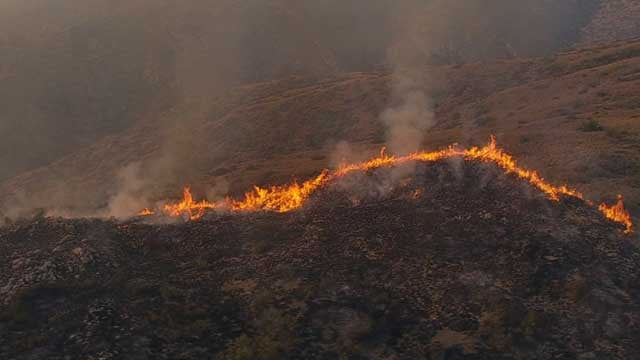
[579,119,604,132]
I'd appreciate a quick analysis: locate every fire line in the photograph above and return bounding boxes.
[138,136,633,234]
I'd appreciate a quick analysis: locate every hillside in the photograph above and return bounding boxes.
[3,3,640,359]
[2,40,640,222]
[3,0,637,183]
[1,161,638,359]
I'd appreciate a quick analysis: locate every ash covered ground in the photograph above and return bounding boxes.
[1,161,639,359]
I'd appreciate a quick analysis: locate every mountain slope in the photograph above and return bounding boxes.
[3,0,636,183]
[2,40,640,221]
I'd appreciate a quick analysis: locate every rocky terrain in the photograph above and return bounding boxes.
[1,161,638,359]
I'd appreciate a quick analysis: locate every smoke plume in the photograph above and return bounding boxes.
[105,163,151,219]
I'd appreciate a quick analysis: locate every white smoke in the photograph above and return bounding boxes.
[381,74,433,155]
[105,163,151,219]
[382,2,436,157]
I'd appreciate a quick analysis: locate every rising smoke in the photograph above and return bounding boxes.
[105,163,152,220]
[381,2,435,156]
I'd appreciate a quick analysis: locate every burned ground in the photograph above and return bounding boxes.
[1,161,639,359]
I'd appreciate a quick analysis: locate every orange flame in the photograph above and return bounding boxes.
[230,170,330,212]
[599,195,634,234]
[163,187,217,220]
[138,208,155,216]
[138,136,633,234]
[332,136,582,201]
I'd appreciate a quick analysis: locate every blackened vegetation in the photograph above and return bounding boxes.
[1,161,639,359]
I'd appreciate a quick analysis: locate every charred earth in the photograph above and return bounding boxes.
[1,161,639,359]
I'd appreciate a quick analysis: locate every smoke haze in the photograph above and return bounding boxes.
[0,0,604,218]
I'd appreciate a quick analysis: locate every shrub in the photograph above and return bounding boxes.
[579,119,604,132]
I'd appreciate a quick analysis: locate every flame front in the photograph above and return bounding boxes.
[332,137,582,201]
[138,137,633,234]
[231,170,330,212]
[599,195,634,234]
[163,187,217,220]
[138,208,155,216]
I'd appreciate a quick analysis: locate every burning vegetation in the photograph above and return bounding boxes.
[599,195,634,234]
[139,137,633,234]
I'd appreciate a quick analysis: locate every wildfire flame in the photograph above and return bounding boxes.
[138,136,634,234]
[599,195,634,234]
[138,208,155,216]
[230,170,330,212]
[163,187,217,220]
